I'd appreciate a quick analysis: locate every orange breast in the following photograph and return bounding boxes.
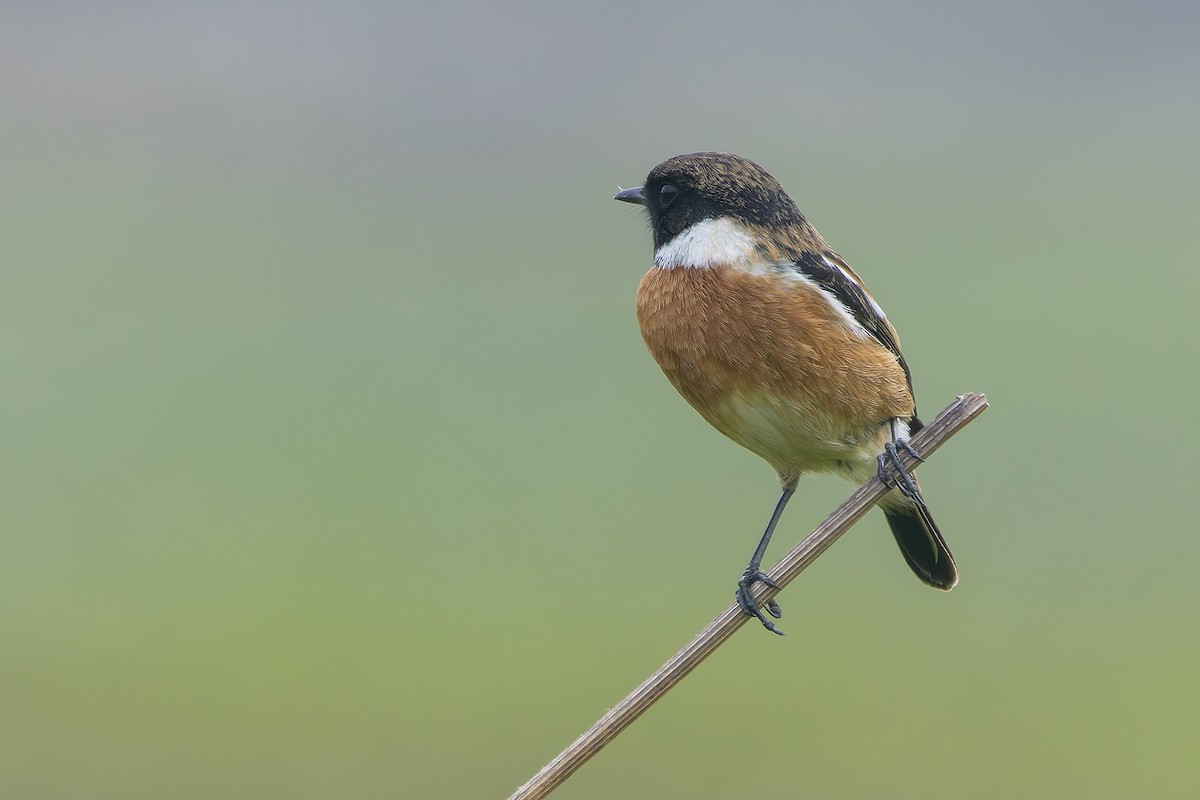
[635,265,914,478]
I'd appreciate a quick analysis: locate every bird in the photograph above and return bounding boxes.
[614,152,957,635]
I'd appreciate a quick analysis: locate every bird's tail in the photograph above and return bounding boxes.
[879,486,958,590]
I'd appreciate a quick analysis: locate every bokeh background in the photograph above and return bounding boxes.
[3,2,1198,798]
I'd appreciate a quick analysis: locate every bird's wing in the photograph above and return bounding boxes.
[786,249,916,401]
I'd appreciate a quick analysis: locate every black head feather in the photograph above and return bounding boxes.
[640,152,808,250]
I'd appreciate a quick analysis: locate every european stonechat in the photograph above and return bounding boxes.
[615,152,957,635]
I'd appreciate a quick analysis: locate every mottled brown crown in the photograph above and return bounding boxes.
[640,152,816,252]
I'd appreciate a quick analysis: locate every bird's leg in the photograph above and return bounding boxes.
[735,486,794,635]
[877,418,924,501]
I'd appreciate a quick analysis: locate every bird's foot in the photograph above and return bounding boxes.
[877,438,924,500]
[736,567,785,635]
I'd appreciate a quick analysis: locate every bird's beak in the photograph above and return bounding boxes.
[614,186,646,205]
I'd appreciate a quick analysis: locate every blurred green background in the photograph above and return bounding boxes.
[3,2,1198,798]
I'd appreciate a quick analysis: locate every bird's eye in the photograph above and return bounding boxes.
[658,184,680,208]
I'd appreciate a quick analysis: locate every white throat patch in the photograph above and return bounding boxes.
[653,217,758,270]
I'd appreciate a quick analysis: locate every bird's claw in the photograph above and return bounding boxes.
[877,439,923,500]
[736,568,785,635]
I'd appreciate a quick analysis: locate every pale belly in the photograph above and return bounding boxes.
[701,389,893,484]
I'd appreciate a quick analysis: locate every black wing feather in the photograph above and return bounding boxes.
[788,250,919,419]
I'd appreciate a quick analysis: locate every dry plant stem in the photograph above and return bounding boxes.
[507,392,989,800]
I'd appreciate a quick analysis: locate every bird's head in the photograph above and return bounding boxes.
[615,152,809,258]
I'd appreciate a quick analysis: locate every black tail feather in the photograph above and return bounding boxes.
[881,492,958,590]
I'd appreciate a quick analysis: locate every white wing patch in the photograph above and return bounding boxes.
[653,217,759,270]
[773,264,873,340]
[822,253,887,320]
